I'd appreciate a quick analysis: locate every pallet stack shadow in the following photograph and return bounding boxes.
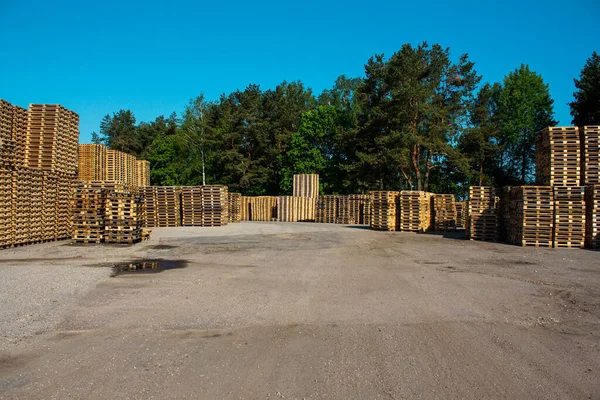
[228,193,241,223]
[585,185,600,249]
[371,191,398,231]
[399,191,432,232]
[468,186,497,241]
[1,100,78,248]
[241,196,277,221]
[455,201,466,230]
[201,185,228,227]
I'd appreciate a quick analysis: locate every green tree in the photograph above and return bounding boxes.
[498,65,557,184]
[570,51,600,126]
[459,82,502,186]
[99,110,140,154]
[147,132,181,185]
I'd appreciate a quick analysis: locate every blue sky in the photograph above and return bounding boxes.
[1,0,598,143]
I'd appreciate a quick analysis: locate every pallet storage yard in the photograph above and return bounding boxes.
[0,99,78,248]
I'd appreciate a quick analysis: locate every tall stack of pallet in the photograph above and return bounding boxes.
[228,193,241,223]
[77,144,107,181]
[240,196,277,221]
[536,127,580,187]
[336,196,354,224]
[316,195,338,223]
[585,185,600,249]
[72,188,106,244]
[371,191,399,231]
[155,186,181,227]
[140,186,157,227]
[104,190,144,244]
[582,126,599,185]
[181,186,203,226]
[432,194,457,232]
[201,185,228,227]
[468,186,497,241]
[25,104,79,174]
[107,150,127,183]
[0,100,17,166]
[509,186,554,247]
[277,196,316,222]
[11,105,27,166]
[125,153,137,186]
[136,160,150,187]
[0,168,12,247]
[497,187,512,242]
[293,174,319,198]
[553,186,585,248]
[398,191,432,233]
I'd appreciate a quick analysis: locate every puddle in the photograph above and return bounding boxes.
[111,259,187,276]
[147,245,179,250]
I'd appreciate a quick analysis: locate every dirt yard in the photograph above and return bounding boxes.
[0,222,599,399]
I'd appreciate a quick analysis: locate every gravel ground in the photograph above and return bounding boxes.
[0,222,599,399]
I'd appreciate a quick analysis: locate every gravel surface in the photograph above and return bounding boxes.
[0,222,599,399]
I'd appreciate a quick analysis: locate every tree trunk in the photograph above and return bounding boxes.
[479,158,484,186]
[412,143,421,191]
[424,149,432,192]
[400,167,412,190]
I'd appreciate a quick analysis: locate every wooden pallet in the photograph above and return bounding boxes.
[585,185,600,249]
[508,186,554,247]
[293,174,319,198]
[468,186,497,241]
[536,126,580,187]
[78,144,107,181]
[371,191,399,231]
[582,126,600,186]
[315,195,338,224]
[228,193,241,223]
[278,196,316,222]
[241,196,277,221]
[432,194,457,232]
[553,186,585,248]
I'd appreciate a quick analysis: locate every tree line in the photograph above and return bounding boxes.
[92,43,600,197]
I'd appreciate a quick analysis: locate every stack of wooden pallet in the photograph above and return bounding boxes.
[432,194,457,232]
[155,186,181,227]
[455,201,466,230]
[72,188,106,244]
[181,186,203,226]
[107,150,127,183]
[0,100,17,166]
[509,186,553,247]
[0,168,12,247]
[56,173,75,240]
[468,186,497,241]
[140,186,158,227]
[371,191,399,231]
[582,126,599,185]
[398,191,432,233]
[336,196,354,224]
[240,196,277,221]
[228,193,241,223]
[316,195,338,223]
[553,186,585,248]
[293,174,319,198]
[536,126,580,186]
[104,190,144,244]
[201,185,228,226]
[136,160,150,187]
[25,104,79,174]
[348,195,371,225]
[277,196,316,222]
[11,105,27,166]
[77,144,107,181]
[585,185,600,249]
